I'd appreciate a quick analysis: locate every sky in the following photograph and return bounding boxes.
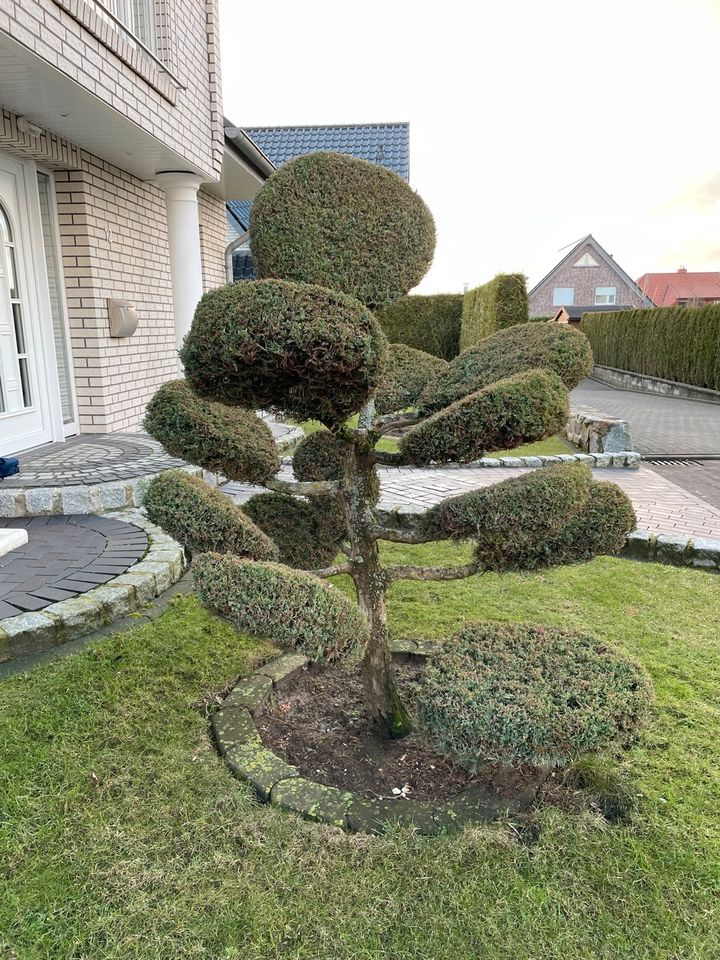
[219,0,720,295]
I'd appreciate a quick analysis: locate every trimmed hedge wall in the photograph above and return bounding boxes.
[376,293,463,360]
[459,273,529,350]
[580,304,720,392]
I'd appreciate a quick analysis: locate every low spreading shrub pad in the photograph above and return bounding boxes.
[417,621,653,769]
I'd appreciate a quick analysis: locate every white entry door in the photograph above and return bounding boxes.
[0,153,57,453]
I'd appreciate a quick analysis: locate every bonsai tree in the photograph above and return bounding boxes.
[143,151,647,761]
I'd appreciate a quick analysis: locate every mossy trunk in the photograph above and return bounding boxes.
[342,441,412,739]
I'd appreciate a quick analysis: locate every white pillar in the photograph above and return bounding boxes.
[156,172,205,353]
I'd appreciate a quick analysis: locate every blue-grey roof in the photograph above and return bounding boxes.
[244,123,410,181]
[227,122,410,273]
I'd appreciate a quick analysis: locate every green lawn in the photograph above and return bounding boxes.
[294,418,575,458]
[1,548,719,959]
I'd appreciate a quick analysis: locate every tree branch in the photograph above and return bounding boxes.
[265,478,340,496]
[373,411,423,437]
[310,561,352,578]
[369,525,432,544]
[385,562,480,584]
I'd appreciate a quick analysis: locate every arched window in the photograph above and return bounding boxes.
[0,201,31,408]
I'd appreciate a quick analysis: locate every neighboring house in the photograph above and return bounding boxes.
[636,268,720,307]
[552,304,632,325]
[225,122,410,280]
[529,235,651,318]
[0,0,273,454]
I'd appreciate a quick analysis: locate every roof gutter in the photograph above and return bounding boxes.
[223,121,275,180]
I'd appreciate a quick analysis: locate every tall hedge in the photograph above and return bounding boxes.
[459,273,529,350]
[580,304,720,392]
[376,293,463,360]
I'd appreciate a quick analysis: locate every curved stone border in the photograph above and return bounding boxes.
[212,645,539,835]
[622,530,720,570]
[0,509,186,662]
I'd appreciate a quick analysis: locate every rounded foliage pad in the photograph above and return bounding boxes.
[143,379,280,483]
[421,322,593,415]
[250,152,436,308]
[193,552,367,661]
[242,491,346,570]
[420,461,592,542]
[417,622,653,770]
[401,369,568,465]
[374,343,449,415]
[181,279,386,426]
[293,430,349,482]
[143,470,277,561]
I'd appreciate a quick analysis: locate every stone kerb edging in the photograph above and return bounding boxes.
[212,646,538,835]
[0,510,186,662]
[419,452,640,470]
[0,465,215,519]
[565,409,633,455]
[622,530,720,571]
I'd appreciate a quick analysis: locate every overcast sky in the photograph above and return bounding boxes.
[219,0,720,295]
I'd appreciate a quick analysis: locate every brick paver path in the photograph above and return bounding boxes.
[224,462,720,542]
[0,515,147,619]
[571,379,720,456]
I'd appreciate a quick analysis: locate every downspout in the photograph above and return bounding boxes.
[225,229,250,283]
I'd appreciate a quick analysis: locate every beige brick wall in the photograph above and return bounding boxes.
[54,157,178,434]
[0,0,223,178]
[198,188,228,291]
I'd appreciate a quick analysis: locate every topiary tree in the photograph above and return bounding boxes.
[144,150,642,754]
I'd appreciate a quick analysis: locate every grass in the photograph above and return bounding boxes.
[1,549,719,959]
[294,417,575,458]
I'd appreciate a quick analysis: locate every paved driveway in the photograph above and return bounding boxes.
[571,379,720,456]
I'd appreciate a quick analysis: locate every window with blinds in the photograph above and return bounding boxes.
[37,173,74,426]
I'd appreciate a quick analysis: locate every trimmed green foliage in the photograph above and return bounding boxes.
[418,464,634,572]
[421,322,593,415]
[249,152,436,309]
[292,430,349,482]
[374,343,449,415]
[417,621,653,769]
[181,279,386,427]
[581,303,720,391]
[420,462,592,542]
[459,273,529,350]
[143,470,277,561]
[193,552,367,660]
[143,379,280,483]
[376,293,463,360]
[401,369,568,465]
[242,491,346,569]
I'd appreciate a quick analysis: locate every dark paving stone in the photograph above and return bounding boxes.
[0,599,23,618]
[0,515,148,618]
[647,461,720,513]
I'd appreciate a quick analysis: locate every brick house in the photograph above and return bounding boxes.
[636,268,720,307]
[528,234,651,319]
[0,0,273,454]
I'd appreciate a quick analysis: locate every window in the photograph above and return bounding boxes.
[574,252,599,267]
[37,173,74,425]
[102,0,156,51]
[0,201,31,409]
[553,287,574,306]
[595,286,617,305]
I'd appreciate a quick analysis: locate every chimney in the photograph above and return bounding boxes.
[678,266,687,273]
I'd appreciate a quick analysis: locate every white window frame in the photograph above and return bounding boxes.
[101,0,157,53]
[553,287,574,306]
[595,286,617,305]
[36,166,79,438]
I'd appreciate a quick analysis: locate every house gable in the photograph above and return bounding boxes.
[529,235,651,317]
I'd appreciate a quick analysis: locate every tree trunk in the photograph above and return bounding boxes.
[341,440,412,739]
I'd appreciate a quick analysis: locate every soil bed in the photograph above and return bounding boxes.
[256,660,539,804]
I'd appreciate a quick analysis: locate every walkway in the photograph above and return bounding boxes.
[224,462,720,542]
[571,379,720,456]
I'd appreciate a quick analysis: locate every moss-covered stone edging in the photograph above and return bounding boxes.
[212,645,541,835]
[0,509,186,662]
